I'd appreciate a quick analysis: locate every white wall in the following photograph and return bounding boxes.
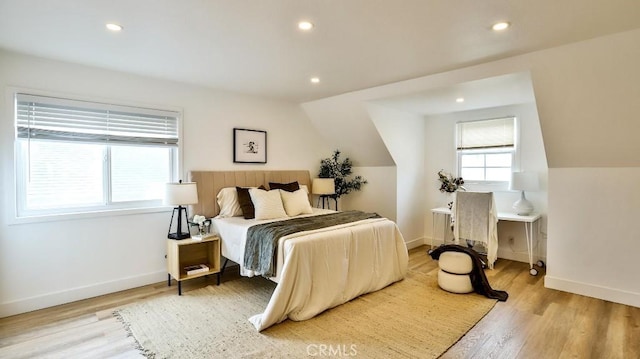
[339,166,397,225]
[545,168,640,307]
[0,50,323,316]
[366,104,426,246]
[527,30,640,307]
[424,103,548,261]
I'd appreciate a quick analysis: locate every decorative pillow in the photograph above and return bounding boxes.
[269,181,300,192]
[280,188,313,216]
[249,188,288,220]
[236,185,266,219]
[299,184,309,194]
[216,187,243,218]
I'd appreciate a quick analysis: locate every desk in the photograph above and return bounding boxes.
[430,207,542,275]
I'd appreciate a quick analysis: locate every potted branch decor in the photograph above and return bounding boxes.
[318,150,367,208]
[437,169,465,209]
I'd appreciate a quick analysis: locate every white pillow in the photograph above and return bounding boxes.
[299,184,309,194]
[216,187,243,218]
[249,188,287,220]
[280,188,313,216]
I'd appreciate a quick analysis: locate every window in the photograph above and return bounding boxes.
[14,93,179,218]
[456,117,516,184]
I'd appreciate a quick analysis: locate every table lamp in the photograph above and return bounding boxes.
[312,178,336,210]
[509,172,539,216]
[164,180,198,240]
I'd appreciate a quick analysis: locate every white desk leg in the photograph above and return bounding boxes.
[525,221,537,276]
[429,212,436,253]
[446,213,452,245]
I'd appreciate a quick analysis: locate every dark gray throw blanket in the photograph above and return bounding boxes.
[244,210,381,277]
[430,244,508,301]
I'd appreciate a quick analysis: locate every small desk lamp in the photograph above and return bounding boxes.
[312,178,336,210]
[509,172,539,216]
[164,180,198,240]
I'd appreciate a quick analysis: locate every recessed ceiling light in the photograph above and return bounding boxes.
[310,77,320,84]
[456,97,465,103]
[492,22,510,31]
[106,23,123,32]
[298,21,314,31]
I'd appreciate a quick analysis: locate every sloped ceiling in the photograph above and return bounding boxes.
[302,71,536,166]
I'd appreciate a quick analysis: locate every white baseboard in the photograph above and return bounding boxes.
[422,237,444,249]
[545,275,640,308]
[405,237,426,250]
[0,271,167,318]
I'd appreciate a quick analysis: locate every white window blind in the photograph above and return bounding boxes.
[16,93,179,146]
[456,117,515,150]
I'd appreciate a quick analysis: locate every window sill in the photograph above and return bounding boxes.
[9,205,173,226]
[463,181,509,192]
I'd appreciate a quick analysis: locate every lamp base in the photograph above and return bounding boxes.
[167,232,191,240]
[513,191,534,216]
[317,194,338,211]
[167,206,191,240]
[168,232,191,240]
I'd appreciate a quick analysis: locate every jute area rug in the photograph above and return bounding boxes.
[115,270,497,358]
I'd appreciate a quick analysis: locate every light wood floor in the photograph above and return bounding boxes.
[1,245,639,358]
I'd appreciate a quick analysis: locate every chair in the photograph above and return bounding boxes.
[451,191,498,269]
[435,191,498,295]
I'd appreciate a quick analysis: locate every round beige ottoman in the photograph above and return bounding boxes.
[437,251,474,294]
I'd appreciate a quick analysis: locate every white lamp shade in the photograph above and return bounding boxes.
[164,182,198,206]
[312,178,335,195]
[509,172,539,192]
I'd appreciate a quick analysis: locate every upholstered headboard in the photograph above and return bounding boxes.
[188,170,312,218]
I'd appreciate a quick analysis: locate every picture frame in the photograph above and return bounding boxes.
[233,128,267,164]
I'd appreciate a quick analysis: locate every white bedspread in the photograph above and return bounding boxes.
[213,208,336,282]
[213,212,408,331]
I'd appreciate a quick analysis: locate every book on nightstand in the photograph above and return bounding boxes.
[191,233,217,241]
[184,264,210,275]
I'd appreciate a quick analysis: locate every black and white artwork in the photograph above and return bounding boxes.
[233,128,267,163]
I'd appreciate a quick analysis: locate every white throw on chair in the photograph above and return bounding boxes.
[451,191,498,269]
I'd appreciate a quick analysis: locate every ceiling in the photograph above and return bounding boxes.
[371,72,536,116]
[0,1,639,103]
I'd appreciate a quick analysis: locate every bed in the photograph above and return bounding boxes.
[189,170,408,331]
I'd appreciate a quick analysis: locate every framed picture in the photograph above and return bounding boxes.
[233,128,267,164]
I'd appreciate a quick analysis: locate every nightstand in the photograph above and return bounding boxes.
[166,235,221,295]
